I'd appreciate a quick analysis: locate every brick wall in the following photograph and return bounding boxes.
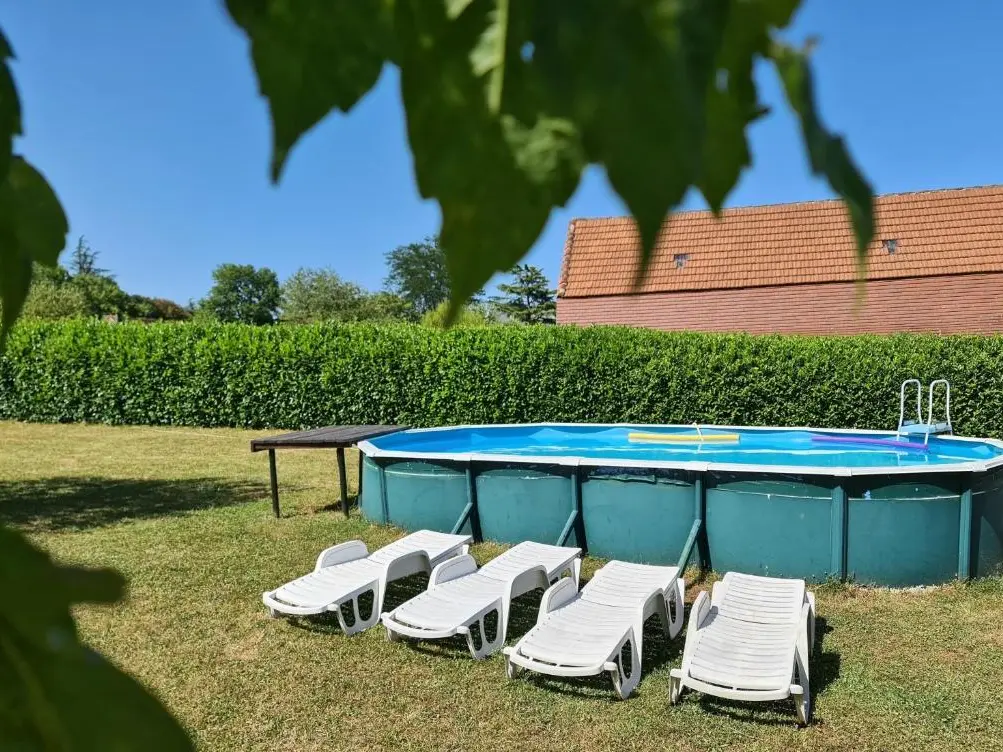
[556,272,1003,335]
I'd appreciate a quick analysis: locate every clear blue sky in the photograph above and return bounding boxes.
[5,2,1002,304]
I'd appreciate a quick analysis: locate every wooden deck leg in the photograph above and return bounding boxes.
[357,449,364,497]
[268,448,280,518]
[337,447,350,518]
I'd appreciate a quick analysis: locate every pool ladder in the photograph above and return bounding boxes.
[897,379,952,445]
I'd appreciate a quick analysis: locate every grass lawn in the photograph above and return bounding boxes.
[3,421,1003,751]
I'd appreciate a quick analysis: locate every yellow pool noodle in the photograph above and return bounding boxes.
[628,431,740,443]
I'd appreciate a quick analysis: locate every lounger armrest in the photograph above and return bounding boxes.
[508,565,552,602]
[676,590,711,678]
[538,577,578,621]
[430,554,477,587]
[315,540,369,571]
[384,549,433,582]
[692,589,711,628]
[710,580,727,609]
[805,591,816,653]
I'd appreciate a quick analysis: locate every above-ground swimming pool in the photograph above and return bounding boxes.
[358,424,1003,586]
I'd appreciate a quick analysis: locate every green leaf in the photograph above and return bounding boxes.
[396,0,583,321]
[469,0,510,112]
[771,40,875,263]
[224,0,873,318]
[0,527,193,750]
[760,0,800,26]
[696,0,779,212]
[446,0,477,19]
[224,0,395,181]
[0,157,69,336]
[0,27,22,180]
[531,0,728,284]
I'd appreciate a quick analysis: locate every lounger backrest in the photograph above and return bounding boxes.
[479,541,578,582]
[367,530,466,566]
[719,572,805,625]
[583,561,678,607]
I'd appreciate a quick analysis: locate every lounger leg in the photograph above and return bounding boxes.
[667,578,686,638]
[793,610,812,725]
[504,654,521,680]
[793,685,811,726]
[806,592,816,656]
[668,670,684,704]
[464,607,505,660]
[653,593,673,641]
[335,584,382,636]
[609,629,642,700]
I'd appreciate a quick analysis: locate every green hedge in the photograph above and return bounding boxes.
[2,320,1002,437]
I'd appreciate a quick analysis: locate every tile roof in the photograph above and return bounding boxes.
[557,185,1003,298]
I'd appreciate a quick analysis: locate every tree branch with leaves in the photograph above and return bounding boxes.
[0,1,874,747]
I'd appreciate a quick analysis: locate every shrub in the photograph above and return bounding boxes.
[420,301,496,328]
[1,320,1001,437]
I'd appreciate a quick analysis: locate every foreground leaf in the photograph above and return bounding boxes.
[771,40,875,262]
[0,28,21,179]
[530,0,726,281]
[696,0,798,211]
[224,0,395,180]
[0,157,69,336]
[396,0,583,320]
[226,0,875,317]
[0,527,193,750]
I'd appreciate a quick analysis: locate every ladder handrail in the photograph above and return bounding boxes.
[927,379,952,430]
[897,378,953,442]
[899,379,923,430]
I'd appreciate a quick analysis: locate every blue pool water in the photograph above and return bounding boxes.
[365,424,1003,470]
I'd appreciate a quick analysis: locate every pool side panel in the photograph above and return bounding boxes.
[360,456,385,523]
[360,436,1003,586]
[846,477,960,586]
[580,468,695,564]
[475,465,577,546]
[705,475,834,581]
[973,468,1003,578]
[378,460,473,535]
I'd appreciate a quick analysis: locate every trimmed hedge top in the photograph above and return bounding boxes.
[1,320,1001,437]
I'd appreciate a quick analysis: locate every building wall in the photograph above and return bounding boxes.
[555,273,1003,335]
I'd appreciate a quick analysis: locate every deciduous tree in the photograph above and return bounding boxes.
[199,263,281,325]
[383,237,451,316]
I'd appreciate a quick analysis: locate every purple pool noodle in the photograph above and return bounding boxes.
[811,435,930,452]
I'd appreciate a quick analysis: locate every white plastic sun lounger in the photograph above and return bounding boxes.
[262,530,472,635]
[503,560,685,699]
[669,572,816,725]
[381,541,582,659]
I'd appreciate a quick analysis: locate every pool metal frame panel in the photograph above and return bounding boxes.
[357,422,1003,477]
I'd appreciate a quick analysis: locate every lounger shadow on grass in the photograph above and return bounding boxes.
[691,616,841,725]
[0,476,266,532]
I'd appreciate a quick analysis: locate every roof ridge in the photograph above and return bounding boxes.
[569,184,1003,225]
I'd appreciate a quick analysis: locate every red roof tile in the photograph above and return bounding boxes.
[557,186,1003,298]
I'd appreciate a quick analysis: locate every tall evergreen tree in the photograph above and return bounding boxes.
[491,265,556,324]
